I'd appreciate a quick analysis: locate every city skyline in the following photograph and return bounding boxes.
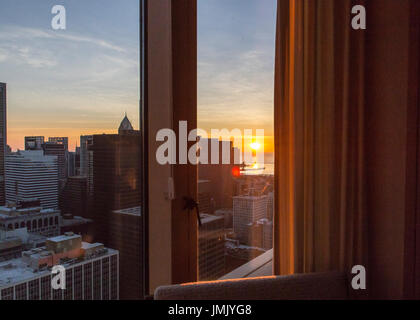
[0,0,140,152]
[0,0,276,153]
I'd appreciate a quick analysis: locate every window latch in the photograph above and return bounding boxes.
[183,197,202,227]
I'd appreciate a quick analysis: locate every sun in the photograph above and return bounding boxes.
[250,142,261,151]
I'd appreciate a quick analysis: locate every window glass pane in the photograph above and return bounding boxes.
[197,0,277,281]
[0,0,143,300]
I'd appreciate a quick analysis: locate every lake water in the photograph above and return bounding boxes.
[242,163,274,176]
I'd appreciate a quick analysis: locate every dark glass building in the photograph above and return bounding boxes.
[42,141,68,183]
[109,207,142,299]
[87,115,142,298]
[0,83,6,206]
[60,176,88,218]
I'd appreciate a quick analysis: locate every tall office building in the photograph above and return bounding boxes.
[0,83,6,206]
[80,135,93,177]
[109,207,142,300]
[74,147,81,175]
[0,233,119,300]
[245,218,272,249]
[88,116,141,244]
[24,136,44,151]
[262,219,273,250]
[60,176,88,218]
[67,151,76,177]
[266,192,274,221]
[198,214,225,281]
[48,137,68,150]
[42,141,67,182]
[198,180,213,215]
[198,139,235,210]
[233,195,268,243]
[5,150,59,209]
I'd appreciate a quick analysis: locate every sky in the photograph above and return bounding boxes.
[0,0,276,153]
[198,0,277,154]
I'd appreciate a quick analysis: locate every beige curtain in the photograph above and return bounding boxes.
[274,0,368,276]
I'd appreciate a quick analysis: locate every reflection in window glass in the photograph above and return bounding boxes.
[0,0,142,300]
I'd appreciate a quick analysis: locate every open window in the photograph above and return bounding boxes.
[196,0,277,281]
[146,0,277,292]
[146,0,420,300]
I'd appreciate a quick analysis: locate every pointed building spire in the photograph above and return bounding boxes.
[119,113,134,134]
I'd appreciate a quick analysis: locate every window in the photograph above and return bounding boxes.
[41,276,51,300]
[0,0,144,300]
[197,0,276,280]
[1,0,278,300]
[145,0,277,291]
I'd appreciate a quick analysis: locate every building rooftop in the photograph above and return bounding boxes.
[81,242,103,250]
[47,233,81,243]
[0,227,45,245]
[0,258,50,288]
[0,234,117,288]
[0,205,58,219]
[60,216,92,227]
[7,150,57,162]
[200,213,224,224]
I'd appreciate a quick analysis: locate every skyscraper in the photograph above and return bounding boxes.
[0,83,6,206]
[198,139,235,210]
[60,176,88,219]
[24,136,44,151]
[80,135,93,177]
[5,150,59,209]
[42,141,67,182]
[48,137,68,150]
[88,116,141,244]
[67,151,76,177]
[109,207,142,299]
[198,214,225,281]
[88,116,142,298]
[74,146,81,175]
[233,195,268,244]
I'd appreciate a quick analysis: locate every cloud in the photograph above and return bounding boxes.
[0,25,126,53]
[198,46,274,108]
[0,25,130,70]
[0,44,57,68]
[17,46,57,68]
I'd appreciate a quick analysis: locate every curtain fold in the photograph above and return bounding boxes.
[274,0,368,277]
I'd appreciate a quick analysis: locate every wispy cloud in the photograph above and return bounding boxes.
[0,26,127,53]
[198,46,275,117]
[0,44,57,68]
[0,25,139,151]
